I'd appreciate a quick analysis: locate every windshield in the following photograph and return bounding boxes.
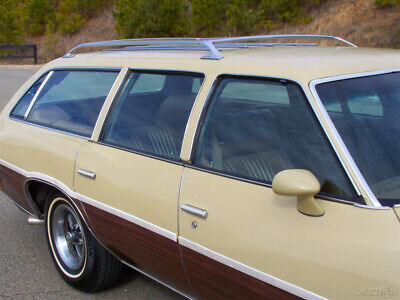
[316,72,400,206]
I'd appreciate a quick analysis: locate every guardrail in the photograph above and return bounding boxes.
[0,45,37,64]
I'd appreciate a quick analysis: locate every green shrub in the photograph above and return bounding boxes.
[190,0,320,36]
[114,0,189,38]
[44,20,60,58]
[0,0,24,45]
[226,0,264,35]
[56,0,86,34]
[190,0,229,36]
[375,0,400,7]
[77,0,109,17]
[23,0,55,36]
[261,0,320,23]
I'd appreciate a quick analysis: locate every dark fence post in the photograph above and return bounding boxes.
[33,45,37,65]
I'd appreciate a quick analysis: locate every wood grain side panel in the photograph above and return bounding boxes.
[181,245,301,300]
[82,203,191,294]
[0,164,34,214]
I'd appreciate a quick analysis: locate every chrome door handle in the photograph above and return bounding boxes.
[181,204,208,219]
[77,169,96,179]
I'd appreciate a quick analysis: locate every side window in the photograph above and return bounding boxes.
[348,95,383,116]
[220,80,290,105]
[318,83,383,116]
[11,74,47,118]
[130,73,166,93]
[101,71,204,160]
[27,70,119,137]
[195,76,359,202]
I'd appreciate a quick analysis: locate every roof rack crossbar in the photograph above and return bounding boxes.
[63,35,357,60]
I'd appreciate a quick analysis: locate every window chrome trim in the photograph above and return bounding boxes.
[24,71,53,119]
[43,66,123,72]
[188,73,363,204]
[308,69,400,207]
[127,67,206,75]
[353,203,390,210]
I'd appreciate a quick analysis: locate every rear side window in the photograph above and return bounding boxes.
[101,71,204,161]
[195,76,359,202]
[11,75,46,118]
[220,81,290,105]
[26,70,119,137]
[130,73,166,93]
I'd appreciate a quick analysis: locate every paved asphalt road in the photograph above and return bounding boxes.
[0,66,182,299]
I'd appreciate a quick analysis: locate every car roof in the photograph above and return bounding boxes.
[46,46,400,85]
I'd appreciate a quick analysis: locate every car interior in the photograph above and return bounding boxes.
[103,73,202,160]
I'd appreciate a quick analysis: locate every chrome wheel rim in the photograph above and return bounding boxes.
[51,203,86,272]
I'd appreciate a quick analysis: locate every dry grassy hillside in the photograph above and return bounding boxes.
[27,0,400,63]
[271,0,400,48]
[28,9,118,63]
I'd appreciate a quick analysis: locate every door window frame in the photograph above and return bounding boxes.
[187,73,365,206]
[97,68,206,165]
[309,68,400,208]
[9,67,122,140]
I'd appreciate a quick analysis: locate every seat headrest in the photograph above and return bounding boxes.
[155,94,195,124]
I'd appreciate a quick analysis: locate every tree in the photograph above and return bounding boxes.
[114,0,189,38]
[226,0,262,35]
[56,0,86,34]
[0,0,24,44]
[190,0,229,36]
[375,0,400,7]
[261,0,319,23]
[23,0,55,36]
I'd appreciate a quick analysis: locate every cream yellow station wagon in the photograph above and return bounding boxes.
[1,35,399,299]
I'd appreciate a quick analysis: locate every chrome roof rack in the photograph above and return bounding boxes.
[63,35,357,60]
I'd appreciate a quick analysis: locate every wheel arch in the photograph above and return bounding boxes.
[23,178,116,261]
[24,179,91,230]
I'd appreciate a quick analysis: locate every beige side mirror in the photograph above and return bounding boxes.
[272,169,324,217]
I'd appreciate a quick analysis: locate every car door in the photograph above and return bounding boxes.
[178,75,400,299]
[73,70,205,293]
